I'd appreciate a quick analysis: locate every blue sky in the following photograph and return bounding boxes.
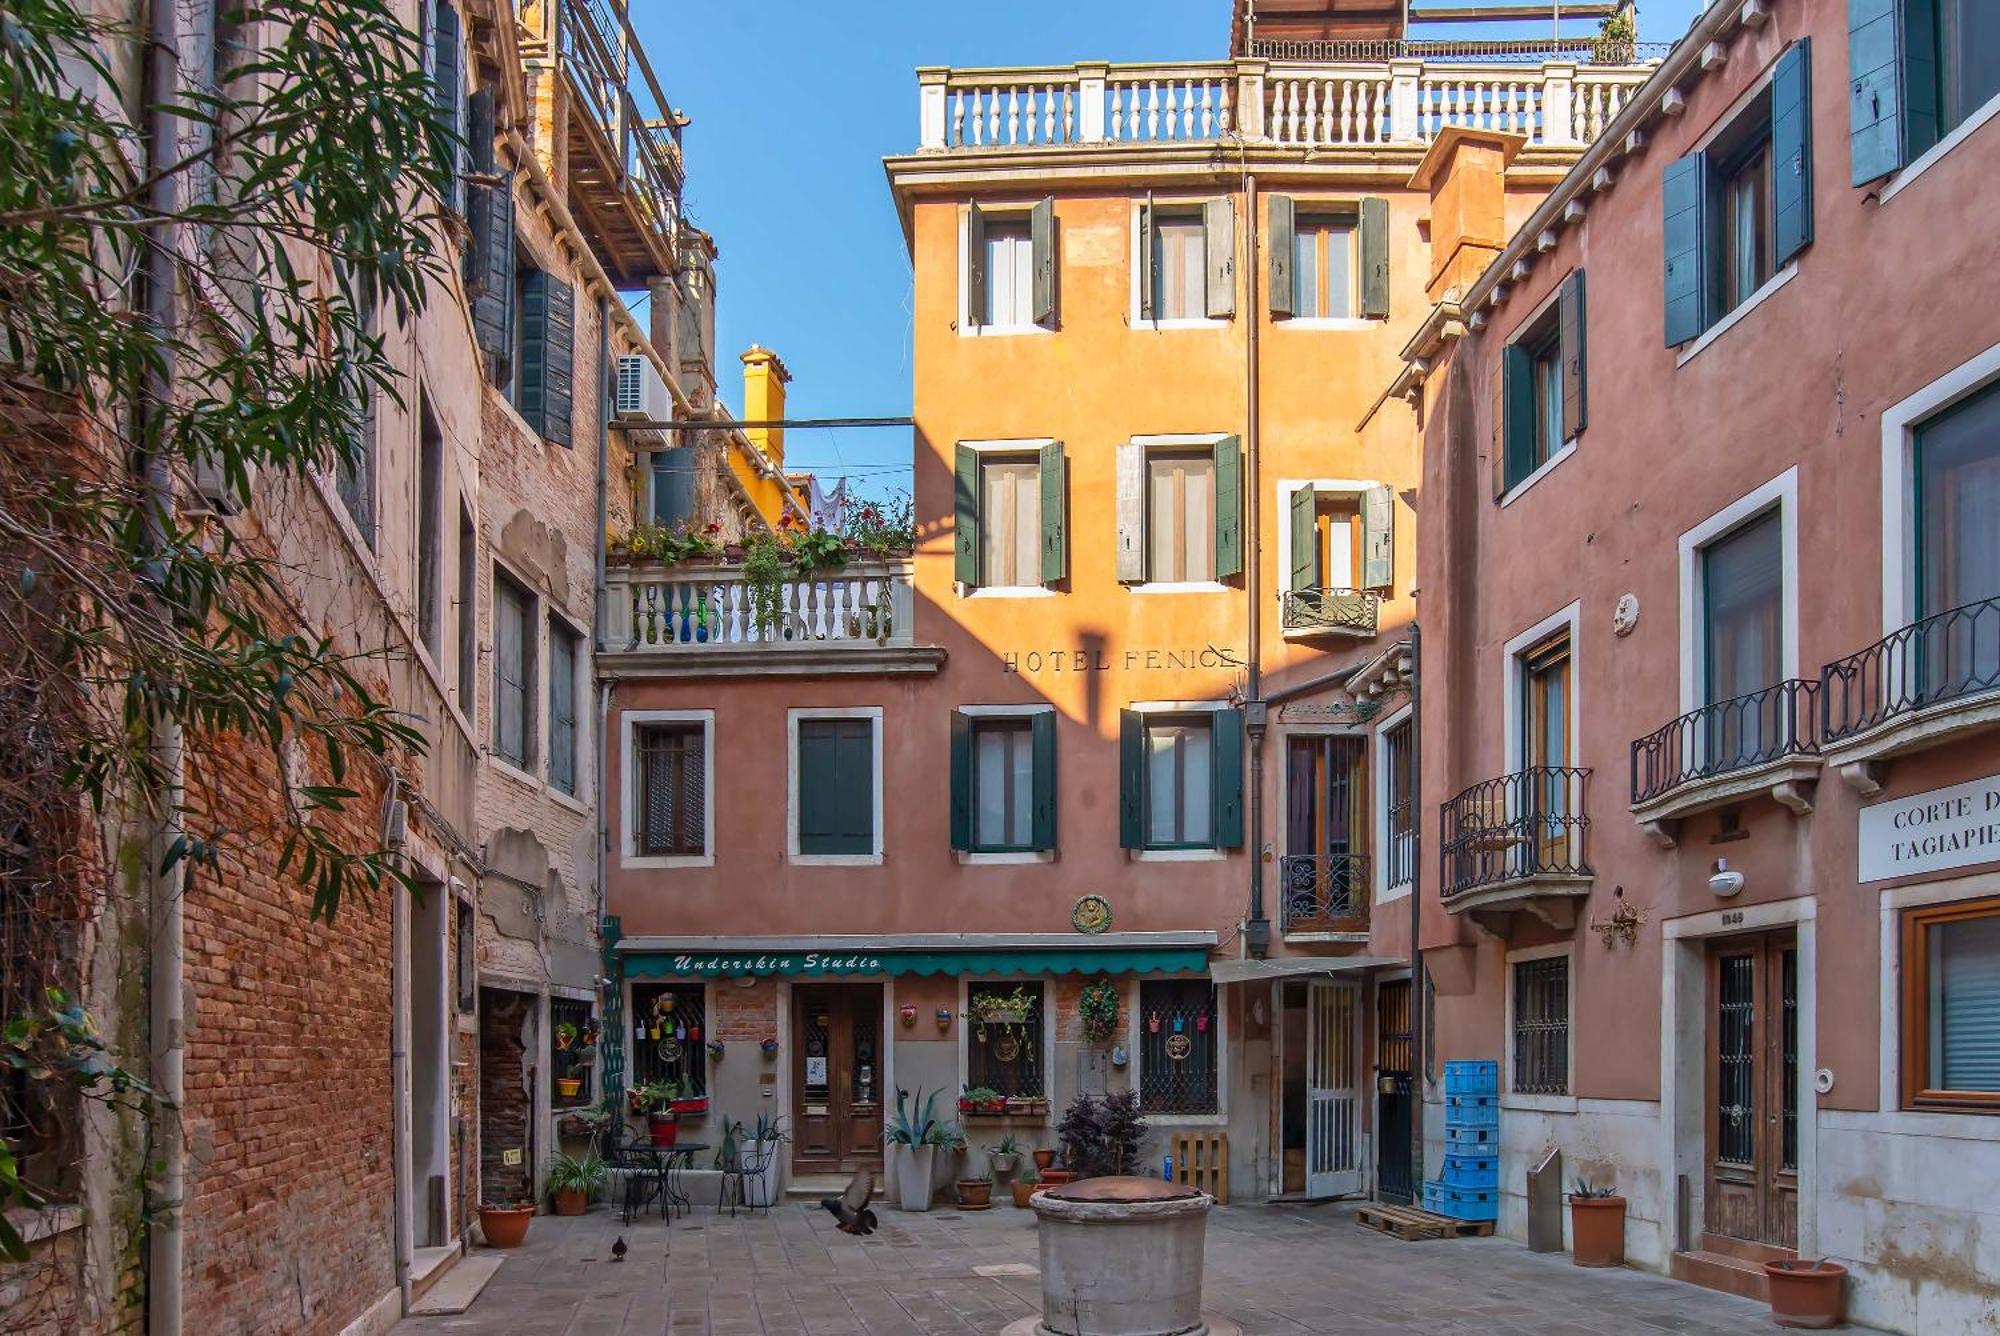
[633,0,1706,500]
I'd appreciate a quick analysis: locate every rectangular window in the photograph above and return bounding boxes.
[1717,137,1775,312]
[455,502,476,711]
[1901,895,2000,1111]
[551,995,594,1108]
[1292,217,1355,319]
[636,723,705,857]
[1283,734,1367,928]
[1702,509,1784,706]
[1511,956,1571,1095]
[981,219,1034,329]
[1151,215,1206,321]
[1939,0,2000,133]
[1384,718,1415,891]
[492,569,534,770]
[1499,270,1586,495]
[1520,630,1571,770]
[966,981,1044,1099]
[1139,980,1219,1114]
[980,457,1041,589]
[1144,716,1213,848]
[1147,454,1216,583]
[548,617,579,795]
[972,719,1034,851]
[417,399,443,655]
[796,717,875,856]
[1917,382,2000,619]
[630,983,707,1099]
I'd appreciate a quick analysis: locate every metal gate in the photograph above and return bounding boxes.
[1376,977,1415,1204]
[1306,980,1362,1197]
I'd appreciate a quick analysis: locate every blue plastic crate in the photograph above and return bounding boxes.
[1424,1180,1498,1222]
[1444,1092,1499,1127]
[1442,1060,1499,1096]
[1440,1152,1498,1190]
[1445,1123,1495,1150]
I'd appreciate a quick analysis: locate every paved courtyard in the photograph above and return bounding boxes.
[395,1198,1796,1336]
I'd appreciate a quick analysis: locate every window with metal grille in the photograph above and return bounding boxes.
[1384,718,1414,890]
[551,995,595,1107]
[1139,980,1218,1114]
[1511,956,1570,1095]
[637,724,704,857]
[966,981,1044,1099]
[629,983,706,1098]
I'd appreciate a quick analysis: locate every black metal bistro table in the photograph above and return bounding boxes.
[658,1141,707,1218]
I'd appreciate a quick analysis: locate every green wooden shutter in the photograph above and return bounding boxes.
[1039,440,1066,584]
[1268,194,1296,319]
[837,723,874,853]
[1118,709,1144,849]
[1662,153,1708,346]
[1115,443,1145,583]
[1559,268,1587,441]
[467,85,495,175]
[1031,196,1056,327]
[1360,196,1390,319]
[954,444,979,585]
[1361,483,1394,590]
[1288,484,1317,594]
[1030,710,1057,852]
[1901,0,1941,162]
[1203,198,1235,319]
[1213,435,1243,580]
[1848,0,1914,185]
[1491,359,1509,500]
[1773,40,1814,268]
[1138,197,1156,321]
[431,0,463,211]
[1211,709,1245,849]
[1503,342,1536,491]
[520,271,575,446]
[966,202,987,328]
[467,179,515,376]
[948,709,972,852]
[799,720,873,856]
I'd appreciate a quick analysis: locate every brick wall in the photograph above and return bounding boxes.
[478,990,533,1205]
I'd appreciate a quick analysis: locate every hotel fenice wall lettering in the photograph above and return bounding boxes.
[1000,643,1246,675]
[1858,773,2000,882]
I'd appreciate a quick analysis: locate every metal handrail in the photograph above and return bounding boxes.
[1279,853,1371,933]
[1439,766,1592,901]
[1280,586,1380,635]
[1630,679,1819,806]
[557,0,683,244]
[1820,595,2000,744]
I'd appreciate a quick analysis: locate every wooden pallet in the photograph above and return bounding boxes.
[1171,1131,1228,1204]
[1355,1202,1494,1241]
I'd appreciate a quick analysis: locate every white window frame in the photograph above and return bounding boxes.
[1130,201,1227,332]
[1128,700,1231,862]
[1502,601,1583,773]
[956,703,1057,866]
[1879,340,2000,636]
[958,438,1057,598]
[1129,433,1231,594]
[958,206,1049,338]
[621,708,714,868]
[1276,477,1383,628]
[1676,467,1799,716]
[786,706,886,866]
[955,976,1057,1100]
[1879,87,2000,205]
[1130,975,1229,1127]
[1503,941,1577,1112]
[1373,702,1415,903]
[1497,281,1580,506]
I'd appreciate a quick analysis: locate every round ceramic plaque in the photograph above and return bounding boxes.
[1071,894,1113,934]
[1165,1033,1192,1061]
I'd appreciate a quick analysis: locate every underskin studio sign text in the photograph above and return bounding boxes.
[1002,644,1246,675]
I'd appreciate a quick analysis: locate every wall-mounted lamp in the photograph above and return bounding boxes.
[1708,858,1745,898]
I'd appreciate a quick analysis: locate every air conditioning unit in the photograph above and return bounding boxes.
[614,354,673,449]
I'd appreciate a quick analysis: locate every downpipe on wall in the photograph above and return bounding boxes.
[386,777,413,1311]
[1242,168,1270,957]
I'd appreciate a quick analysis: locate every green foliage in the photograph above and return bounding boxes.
[1078,978,1120,1046]
[886,1086,942,1147]
[838,491,916,557]
[633,1079,680,1112]
[1055,1090,1146,1178]
[543,1152,607,1195]
[611,519,724,564]
[1592,10,1637,62]
[749,1111,789,1144]
[1571,1178,1619,1199]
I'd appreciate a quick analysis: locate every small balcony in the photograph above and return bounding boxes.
[1819,595,2000,794]
[1281,586,1380,638]
[602,560,943,678]
[1439,767,1592,934]
[1628,680,1821,844]
[1279,853,1370,939]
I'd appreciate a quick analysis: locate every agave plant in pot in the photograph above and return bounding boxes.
[1568,1179,1627,1268]
[986,1133,1023,1178]
[885,1087,942,1211]
[544,1151,607,1217]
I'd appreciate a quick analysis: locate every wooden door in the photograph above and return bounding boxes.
[792,984,885,1174]
[1704,933,1798,1250]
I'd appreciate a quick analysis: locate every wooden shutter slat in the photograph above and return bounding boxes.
[1213,435,1243,580]
[1288,483,1317,594]
[838,721,873,853]
[467,178,515,381]
[542,277,575,448]
[431,0,463,211]
[1030,711,1057,852]
[1138,197,1156,322]
[467,85,495,176]
[1031,197,1056,327]
[1772,40,1814,269]
[1503,342,1536,492]
[1361,483,1394,591]
[949,710,972,851]
[1118,709,1143,850]
[1212,709,1245,849]
[1268,194,1295,319]
[966,202,986,329]
[1204,198,1235,319]
[1359,196,1390,319]
[1039,440,1066,584]
[1115,442,1145,583]
[954,444,979,585]
[1847,0,1907,185]
[1559,268,1588,442]
[1491,356,1509,500]
[1662,153,1707,346]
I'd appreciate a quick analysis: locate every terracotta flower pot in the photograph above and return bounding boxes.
[1011,1179,1038,1208]
[648,1112,680,1147]
[957,1179,993,1208]
[1765,1259,1846,1329]
[1567,1195,1626,1267]
[554,1076,583,1099]
[1038,1169,1074,1187]
[479,1204,533,1249]
[1032,1149,1056,1171]
[552,1187,588,1217]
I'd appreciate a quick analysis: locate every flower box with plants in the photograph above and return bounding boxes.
[629,1080,684,1146]
[544,1151,607,1217]
[986,1134,1024,1178]
[958,1086,1006,1116]
[967,985,1036,1040]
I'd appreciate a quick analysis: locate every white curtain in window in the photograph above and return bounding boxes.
[983,224,1034,328]
[974,726,1032,848]
[1146,722,1211,845]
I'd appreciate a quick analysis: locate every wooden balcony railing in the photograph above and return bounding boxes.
[1630,679,1820,807]
[1279,853,1370,935]
[1439,766,1592,901]
[555,0,684,283]
[604,560,916,655]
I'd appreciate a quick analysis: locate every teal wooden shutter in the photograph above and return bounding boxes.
[1559,268,1587,441]
[954,444,979,584]
[1118,709,1144,849]
[1268,194,1296,319]
[1213,435,1243,579]
[1031,197,1056,327]
[1361,483,1394,590]
[966,202,987,328]
[1848,0,1908,184]
[1901,0,1941,162]
[948,709,972,852]
[466,179,514,375]
[1138,197,1156,321]
[1503,342,1535,490]
[467,86,495,175]
[1203,198,1235,319]
[520,271,575,446]
[1773,40,1814,268]
[1359,197,1390,319]
[1115,443,1145,583]
[1030,711,1057,852]
[1039,440,1066,584]
[431,0,463,211]
[799,720,873,855]
[1211,709,1245,849]
[1288,484,1317,594]
[1662,153,1707,346]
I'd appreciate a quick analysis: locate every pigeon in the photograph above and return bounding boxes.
[610,1235,627,1262]
[820,1169,878,1236]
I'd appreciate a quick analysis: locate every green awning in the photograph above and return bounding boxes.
[621,946,1211,980]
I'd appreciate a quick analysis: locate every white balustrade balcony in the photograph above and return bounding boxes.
[917,56,1653,153]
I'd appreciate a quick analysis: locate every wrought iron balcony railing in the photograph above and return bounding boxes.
[1630,679,1820,807]
[1281,586,1380,636]
[1820,595,2000,746]
[1439,767,1592,901]
[1279,853,1370,934]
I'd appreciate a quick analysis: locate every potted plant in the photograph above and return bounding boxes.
[634,1079,682,1146]
[927,1119,964,1200]
[886,1087,942,1211]
[1032,1147,1057,1172]
[479,1200,534,1248]
[1765,1258,1847,1329]
[1010,1165,1040,1207]
[987,1134,1022,1178]
[544,1152,606,1217]
[1079,978,1120,1046]
[1568,1180,1627,1268]
[968,985,1035,1043]
[956,1170,993,1209]
[1055,1089,1146,1179]
[958,1085,1004,1115]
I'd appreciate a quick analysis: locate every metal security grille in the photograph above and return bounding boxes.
[638,724,704,856]
[630,983,707,1097]
[1377,978,1412,1075]
[1717,954,1756,1166]
[967,982,1044,1098]
[1781,948,1799,1172]
[1511,957,1570,1095]
[1139,981,1218,1114]
[1384,719,1415,889]
[551,996,595,1107]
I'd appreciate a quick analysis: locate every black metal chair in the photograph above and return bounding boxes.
[601,1122,665,1224]
[722,1142,777,1217]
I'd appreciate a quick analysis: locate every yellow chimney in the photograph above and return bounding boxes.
[740,345,792,472]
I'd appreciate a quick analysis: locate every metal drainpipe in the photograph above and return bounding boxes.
[1243,171,1270,957]
[1407,621,1425,1196]
[592,295,612,943]
[387,775,413,1309]
[141,0,185,1327]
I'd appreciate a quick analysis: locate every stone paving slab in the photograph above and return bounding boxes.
[395,1200,1804,1336]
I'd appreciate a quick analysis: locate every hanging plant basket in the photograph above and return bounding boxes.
[1078,979,1120,1046]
